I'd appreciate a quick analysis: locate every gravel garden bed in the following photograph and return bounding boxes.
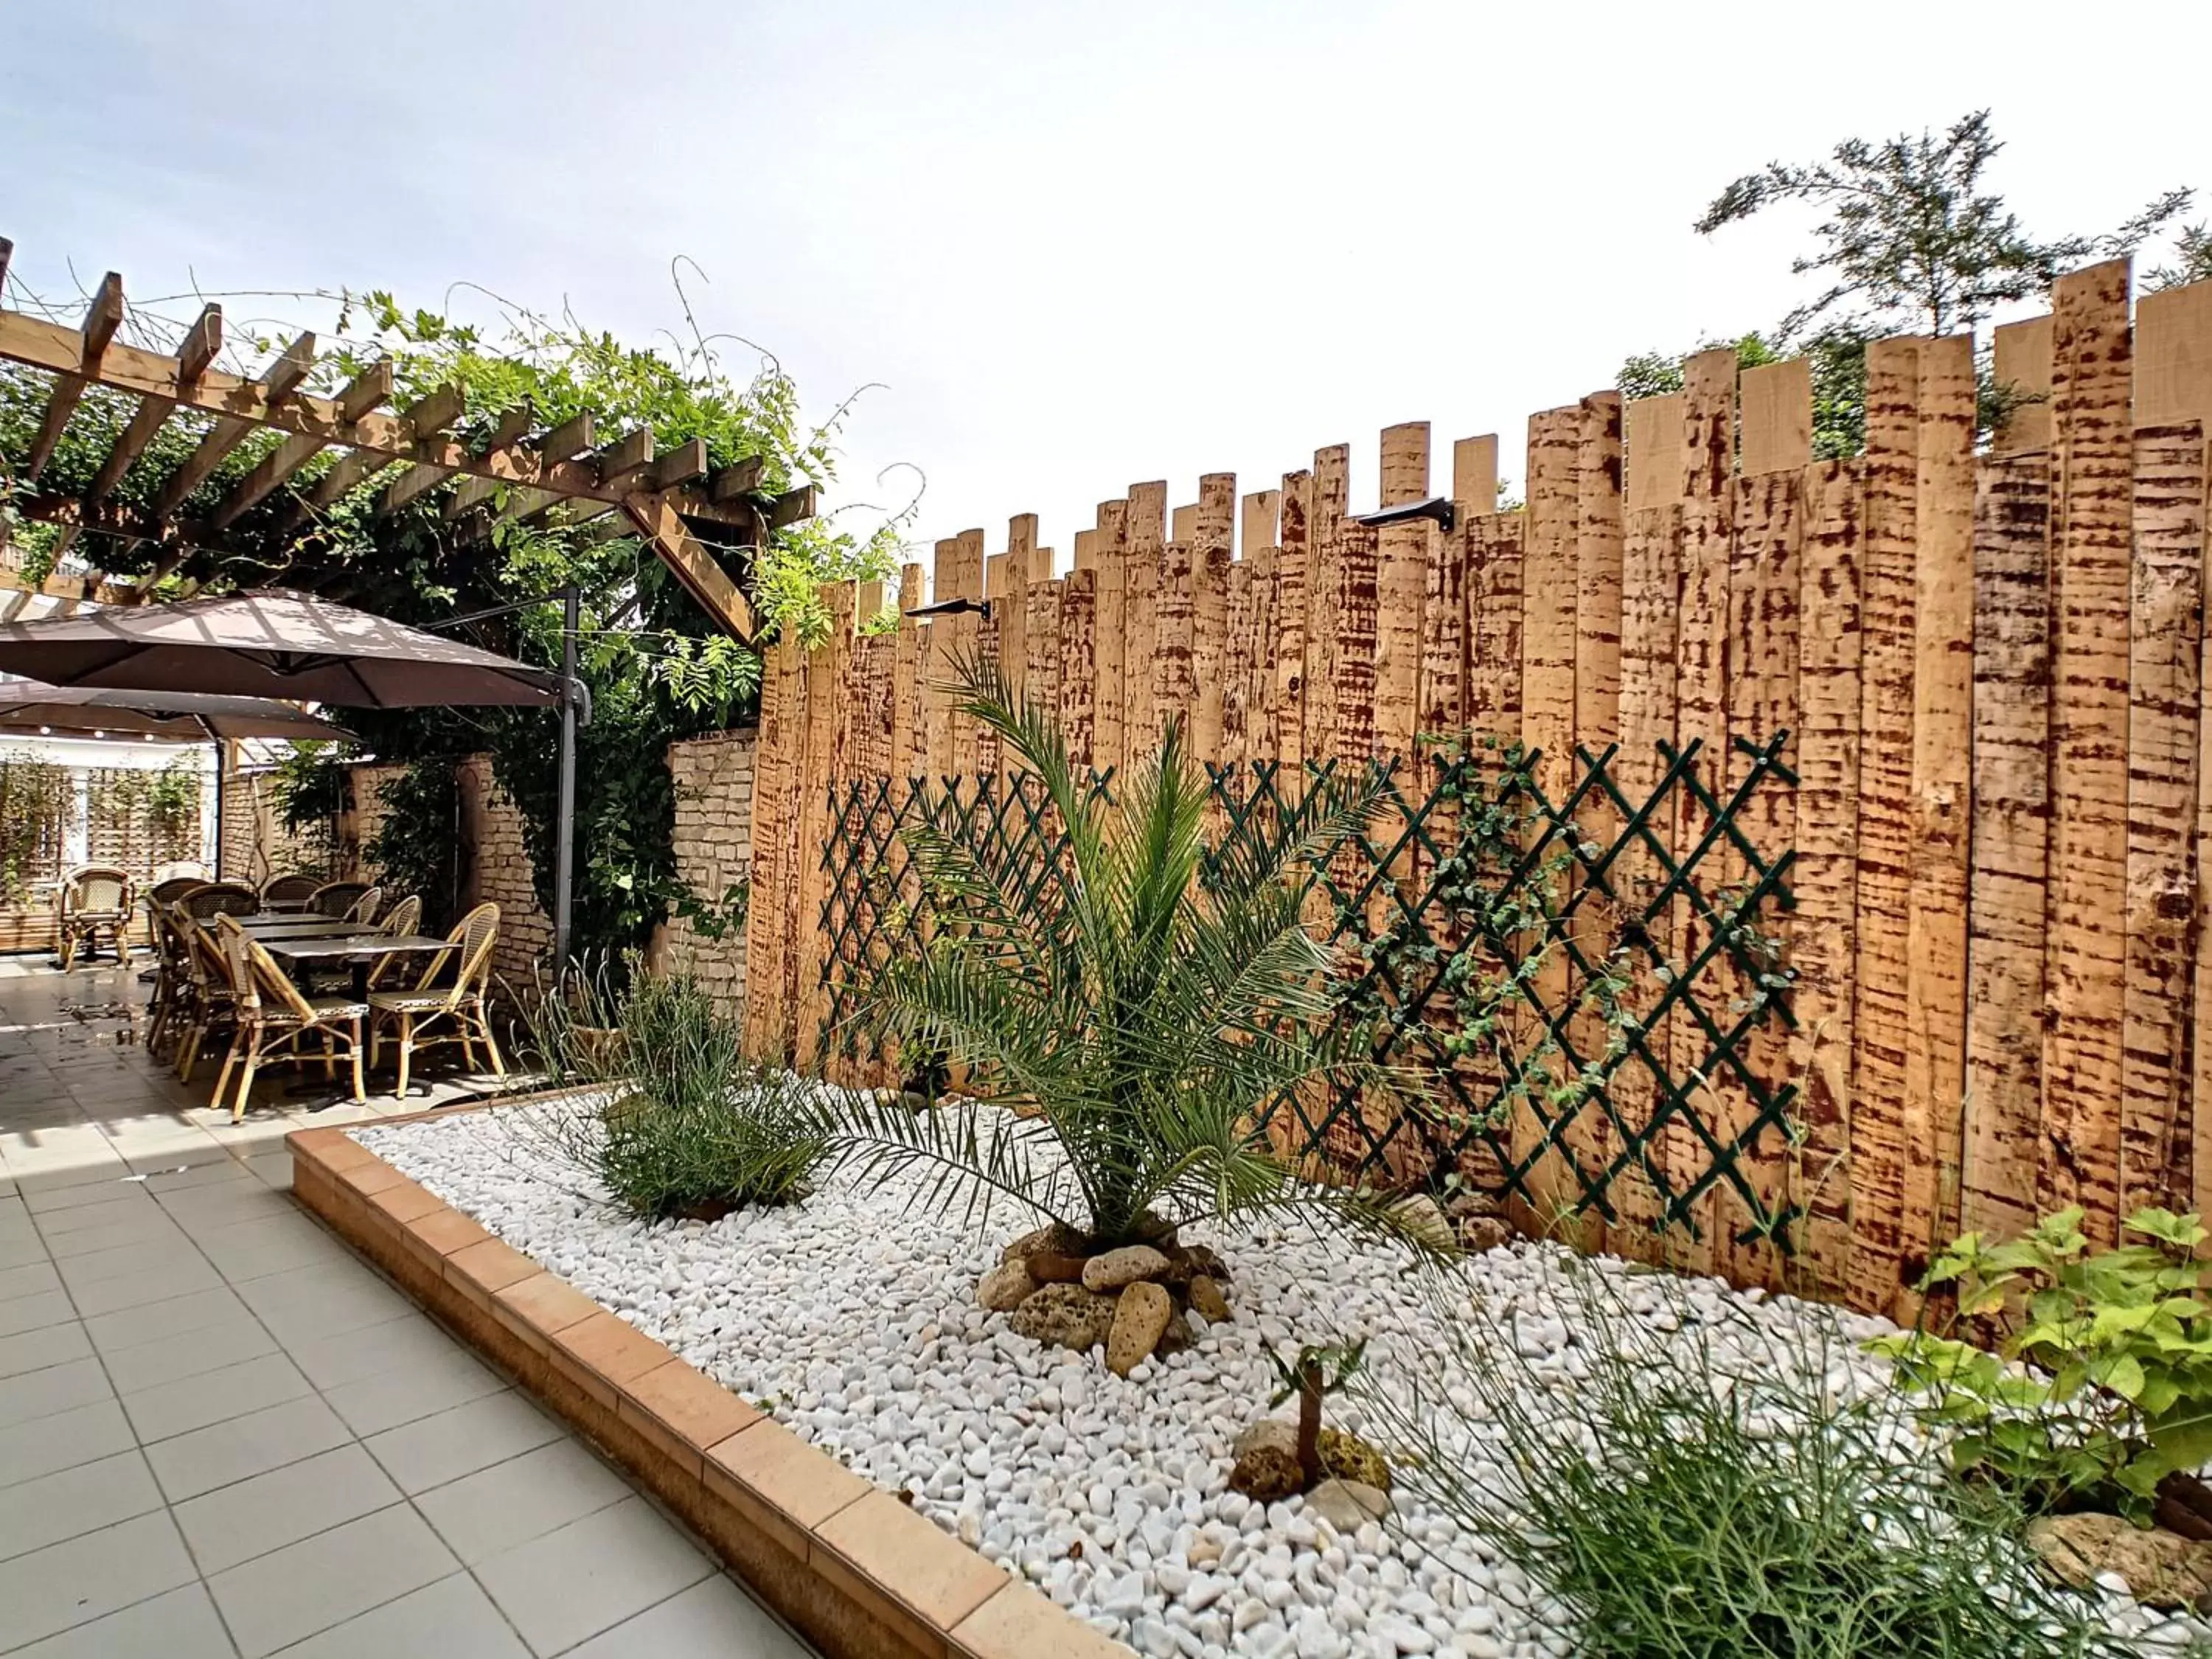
[360,1099,2208,1659]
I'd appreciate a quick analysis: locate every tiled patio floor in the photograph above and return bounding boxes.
[0,957,814,1658]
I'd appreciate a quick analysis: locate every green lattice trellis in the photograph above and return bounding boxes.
[813,736,1800,1247]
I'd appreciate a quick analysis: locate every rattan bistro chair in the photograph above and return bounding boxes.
[148,875,209,908]
[170,914,240,1083]
[365,897,422,990]
[209,917,368,1120]
[55,866,133,970]
[309,880,372,919]
[259,872,321,912]
[369,902,504,1096]
[180,881,260,921]
[343,886,384,925]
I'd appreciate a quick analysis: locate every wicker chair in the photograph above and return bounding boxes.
[171,915,240,1082]
[152,860,212,887]
[55,866,133,971]
[209,917,368,1120]
[364,897,423,992]
[309,880,372,919]
[148,876,209,908]
[369,902,504,1096]
[180,882,260,921]
[259,873,321,913]
[344,886,385,925]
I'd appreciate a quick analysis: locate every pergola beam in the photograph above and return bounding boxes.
[207,358,391,529]
[445,411,594,521]
[151,332,316,521]
[621,492,756,640]
[276,382,465,533]
[381,401,535,518]
[23,271,125,481]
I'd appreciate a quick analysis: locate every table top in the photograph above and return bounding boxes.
[262,932,456,961]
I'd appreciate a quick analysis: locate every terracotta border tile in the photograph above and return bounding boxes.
[284,1106,1114,1659]
[619,1358,763,1478]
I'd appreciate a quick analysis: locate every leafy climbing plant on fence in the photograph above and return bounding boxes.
[815,734,1801,1252]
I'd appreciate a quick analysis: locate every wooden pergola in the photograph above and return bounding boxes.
[0,236,810,639]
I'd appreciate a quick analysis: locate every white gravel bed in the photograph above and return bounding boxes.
[360,1101,2202,1659]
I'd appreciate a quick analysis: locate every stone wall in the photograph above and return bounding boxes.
[216,756,335,888]
[660,727,757,1023]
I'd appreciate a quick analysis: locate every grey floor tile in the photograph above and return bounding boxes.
[0,1353,111,1430]
[0,1448,164,1563]
[142,1158,258,1194]
[159,1186,300,1237]
[0,1318,94,1381]
[18,1178,145,1217]
[121,1351,316,1445]
[563,1573,812,1659]
[243,1152,293,1191]
[249,1278,414,1349]
[146,1393,354,1503]
[84,1284,248,1354]
[205,1503,458,1658]
[287,1312,464,1391]
[199,1216,361,1284]
[7,1581,240,1658]
[64,1253,228,1318]
[173,1444,403,1576]
[231,1256,392,1319]
[25,1188,156,1231]
[364,1390,563,1496]
[0,1509,198,1650]
[101,1316,279,1394]
[0,1397,135,1490]
[0,1258,62,1302]
[414,1439,633,1566]
[51,1235,196,1289]
[473,1497,713,1658]
[41,1209,187,1261]
[0,1288,75,1339]
[266,1571,528,1659]
[323,1340,504,1438]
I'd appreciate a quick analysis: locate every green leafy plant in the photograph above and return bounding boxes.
[268,741,351,857]
[364,759,466,930]
[142,760,201,861]
[1265,1338,1368,1490]
[810,655,1419,1253]
[0,750,72,903]
[1872,1206,2212,1531]
[527,957,824,1222]
[1365,1257,2129,1659]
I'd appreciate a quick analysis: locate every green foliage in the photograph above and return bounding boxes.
[0,750,71,902]
[1696,109,2191,341]
[1872,1206,2212,1523]
[2146,223,2212,293]
[142,760,201,861]
[1618,331,1868,460]
[1365,1259,2129,1659]
[364,759,465,929]
[266,742,351,866]
[811,656,1423,1253]
[533,961,824,1221]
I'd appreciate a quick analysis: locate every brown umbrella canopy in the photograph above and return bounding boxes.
[0,590,563,708]
[0,681,351,743]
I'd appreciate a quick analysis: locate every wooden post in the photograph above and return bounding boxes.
[1375,422,1432,768]
[1124,483,1167,769]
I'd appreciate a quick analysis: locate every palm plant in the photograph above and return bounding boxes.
[812,655,1419,1253]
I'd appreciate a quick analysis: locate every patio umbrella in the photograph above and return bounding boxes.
[0,588,564,707]
[0,587,588,961]
[0,681,350,743]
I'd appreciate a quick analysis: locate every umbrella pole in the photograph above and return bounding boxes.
[553,583,578,972]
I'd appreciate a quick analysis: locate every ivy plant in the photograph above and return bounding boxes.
[1871,1206,2212,1526]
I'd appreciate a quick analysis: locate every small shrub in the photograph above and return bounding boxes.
[1874,1206,2212,1528]
[1362,1257,2127,1659]
[526,959,825,1222]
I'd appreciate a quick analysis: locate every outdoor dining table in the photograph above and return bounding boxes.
[234,914,359,937]
[262,931,456,995]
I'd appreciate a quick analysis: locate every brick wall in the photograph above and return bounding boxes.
[217,759,333,888]
[659,727,757,1022]
[457,754,554,990]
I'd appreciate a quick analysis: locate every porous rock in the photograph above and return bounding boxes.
[1027,1250,1089,1284]
[1228,1417,1304,1503]
[1001,1223,1085,1265]
[1083,1245,1172,1293]
[2028,1512,2212,1609]
[975,1259,1034,1312]
[1008,1282,1117,1352]
[1105,1281,1172,1377]
[1390,1194,1458,1251]
[1318,1426,1391,1491]
[1304,1476,1392,1531]
[1188,1274,1231,1322]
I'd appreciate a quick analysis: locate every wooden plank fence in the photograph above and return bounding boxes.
[742,259,2212,1319]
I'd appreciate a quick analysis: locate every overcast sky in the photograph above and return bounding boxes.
[7,0,2208,569]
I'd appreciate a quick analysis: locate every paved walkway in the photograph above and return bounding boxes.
[0,959,814,1657]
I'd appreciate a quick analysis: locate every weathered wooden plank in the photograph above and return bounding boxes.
[891,563,924,783]
[1155,540,1195,750]
[2138,279,2212,434]
[1234,488,1281,767]
[1302,445,1353,761]
[743,630,800,1059]
[1466,513,1525,745]
[1059,569,1098,768]
[948,529,987,780]
[1792,459,1865,1293]
[1739,358,1812,477]
[1192,472,1235,759]
[1575,393,1625,755]
[1419,507,1470,738]
[1025,576,1063,727]
[1453,434,1499,518]
[796,583,858,1071]
[977,550,1009,779]
[1905,333,1977,1267]
[1223,560,1254,771]
[925,538,960,783]
[1724,456,1804,1287]
[1093,500,1129,777]
[1375,423,1432,767]
[1124,483,1167,768]
[2042,260,2135,1246]
[1275,470,1312,767]
[1001,513,1037,711]
[1962,455,2052,1242]
[1993,313,2054,455]
[1669,348,1738,1281]
[1849,335,1921,1315]
[2121,424,2205,1215]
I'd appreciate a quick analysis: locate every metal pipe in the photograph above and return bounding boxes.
[553,583,579,970]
